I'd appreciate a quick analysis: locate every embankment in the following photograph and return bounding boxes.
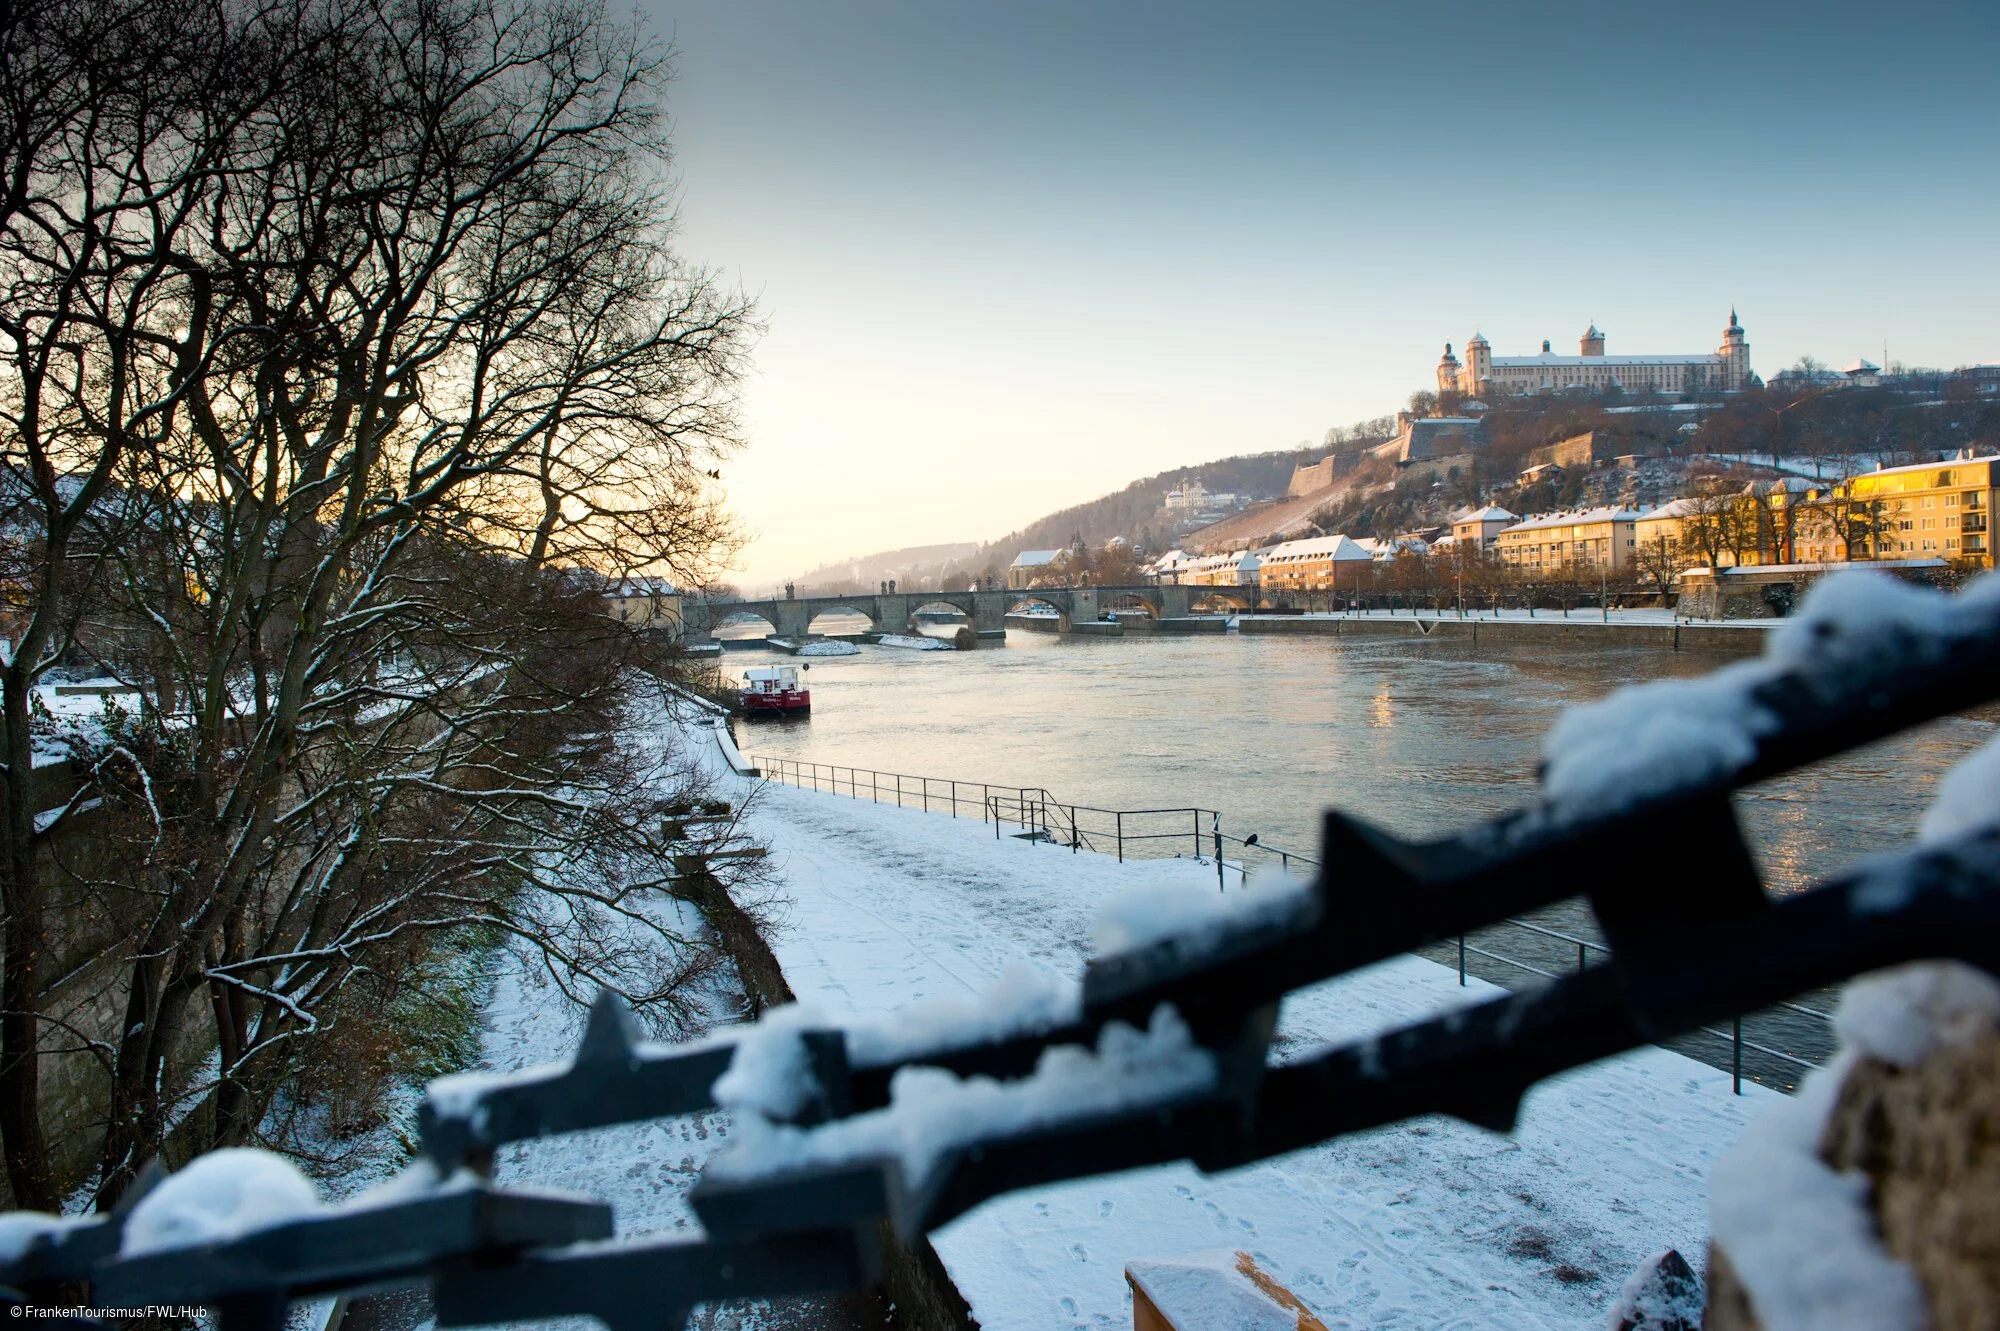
[1238,613,1768,655]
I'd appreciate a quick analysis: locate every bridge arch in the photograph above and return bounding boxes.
[1099,591,1161,619]
[712,608,779,639]
[1192,588,1254,613]
[804,604,877,635]
[1004,594,1071,633]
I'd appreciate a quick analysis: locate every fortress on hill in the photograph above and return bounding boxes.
[1437,311,1752,397]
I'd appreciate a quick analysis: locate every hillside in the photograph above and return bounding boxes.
[928,438,1402,589]
[792,542,980,596]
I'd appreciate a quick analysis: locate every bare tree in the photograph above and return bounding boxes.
[2,0,754,1207]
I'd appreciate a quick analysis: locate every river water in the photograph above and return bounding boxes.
[727,618,1997,1088]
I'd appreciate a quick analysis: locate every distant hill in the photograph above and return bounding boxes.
[926,446,1350,589]
[792,542,980,596]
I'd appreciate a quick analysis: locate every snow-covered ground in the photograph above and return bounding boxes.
[466,707,1776,1329]
[724,779,1773,1329]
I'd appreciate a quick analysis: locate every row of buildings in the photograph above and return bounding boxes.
[1149,453,1996,592]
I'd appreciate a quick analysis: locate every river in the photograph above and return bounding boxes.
[724,618,1997,1088]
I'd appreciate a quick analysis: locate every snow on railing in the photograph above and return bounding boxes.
[3,568,1996,1331]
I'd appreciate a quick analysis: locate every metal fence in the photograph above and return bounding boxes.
[757,751,1834,1089]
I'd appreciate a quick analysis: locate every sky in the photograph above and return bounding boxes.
[644,0,2000,591]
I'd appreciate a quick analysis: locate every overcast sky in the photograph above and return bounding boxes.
[645,0,2000,590]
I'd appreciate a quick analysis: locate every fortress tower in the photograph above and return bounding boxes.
[1717,310,1751,390]
[1580,324,1606,356]
[1436,343,1462,394]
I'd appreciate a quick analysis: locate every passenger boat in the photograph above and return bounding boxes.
[740,665,810,715]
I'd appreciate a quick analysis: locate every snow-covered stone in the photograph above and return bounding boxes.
[1604,1248,1703,1331]
[1835,961,2000,1071]
[1708,1057,1927,1331]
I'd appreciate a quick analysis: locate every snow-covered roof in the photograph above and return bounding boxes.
[1499,507,1645,534]
[1264,534,1372,563]
[1010,549,1065,568]
[1842,359,1881,375]
[1638,498,1700,520]
[607,576,678,597]
[1456,505,1518,523]
[1490,354,1721,367]
[1857,454,1998,479]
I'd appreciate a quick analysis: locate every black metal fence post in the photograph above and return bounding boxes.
[1458,935,1467,986]
[1116,811,1123,863]
[1213,813,1224,893]
[1733,1018,1743,1095]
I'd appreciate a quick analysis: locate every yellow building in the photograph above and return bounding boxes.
[1837,455,1996,567]
[1493,508,1642,571]
[1257,534,1373,592]
[1634,479,1818,575]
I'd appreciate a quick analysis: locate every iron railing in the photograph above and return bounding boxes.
[4,577,1996,1331]
[759,753,1834,1085]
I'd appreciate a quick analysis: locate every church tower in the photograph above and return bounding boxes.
[1717,310,1750,390]
[1436,343,1463,394]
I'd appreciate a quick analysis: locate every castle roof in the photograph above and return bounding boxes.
[1490,353,1722,368]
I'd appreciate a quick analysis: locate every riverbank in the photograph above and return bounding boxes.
[700,723,1773,1330]
[1238,609,1768,654]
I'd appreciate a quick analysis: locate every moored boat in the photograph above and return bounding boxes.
[740,665,810,715]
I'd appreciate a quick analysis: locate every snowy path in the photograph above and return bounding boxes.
[732,775,1777,1331]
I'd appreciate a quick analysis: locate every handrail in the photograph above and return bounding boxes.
[752,748,1836,1087]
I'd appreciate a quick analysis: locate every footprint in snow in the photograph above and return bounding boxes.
[1174,1186,1193,1200]
[1034,1202,1050,1218]
[1059,1298,1078,1317]
[1237,1218,1256,1235]
[1203,1201,1226,1229]
[1068,1244,1089,1263]
[1099,1200,1114,1218]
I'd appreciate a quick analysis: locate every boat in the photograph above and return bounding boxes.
[739,665,810,715]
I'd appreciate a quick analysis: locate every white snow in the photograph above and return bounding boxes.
[461,705,1777,1328]
[1917,730,2000,847]
[1707,1055,1926,1331]
[709,1007,1215,1190]
[1601,1249,1703,1331]
[1832,961,2000,1069]
[706,756,1776,1329]
[877,634,953,651]
[795,640,862,657]
[1125,1249,1303,1331]
[712,963,1082,1120]
[0,1212,83,1262]
[1541,570,2000,816]
[121,1148,323,1256]
[1091,865,1316,959]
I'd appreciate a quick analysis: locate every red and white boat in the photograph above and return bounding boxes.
[740,665,810,715]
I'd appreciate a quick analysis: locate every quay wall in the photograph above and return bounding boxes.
[1237,615,1769,656]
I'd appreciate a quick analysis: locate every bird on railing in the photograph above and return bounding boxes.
[1244,833,1259,847]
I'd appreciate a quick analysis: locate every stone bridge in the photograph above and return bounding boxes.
[684,583,1247,645]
